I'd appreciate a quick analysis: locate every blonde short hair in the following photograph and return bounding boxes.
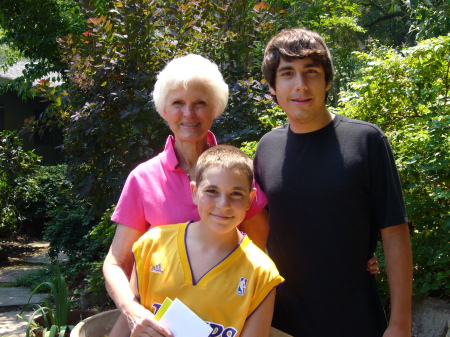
[152,54,229,119]
[195,145,254,190]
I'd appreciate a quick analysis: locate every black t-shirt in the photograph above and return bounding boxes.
[254,114,407,337]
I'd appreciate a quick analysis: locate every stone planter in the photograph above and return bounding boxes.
[70,309,120,337]
[33,310,98,337]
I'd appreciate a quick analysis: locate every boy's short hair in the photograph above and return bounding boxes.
[262,28,334,102]
[152,54,229,120]
[195,145,253,190]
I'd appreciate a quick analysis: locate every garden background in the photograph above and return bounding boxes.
[0,0,449,312]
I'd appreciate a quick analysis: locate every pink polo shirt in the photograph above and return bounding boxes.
[111,131,268,232]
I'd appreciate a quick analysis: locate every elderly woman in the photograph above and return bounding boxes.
[103,54,269,337]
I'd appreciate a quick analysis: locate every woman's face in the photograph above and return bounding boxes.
[164,81,216,144]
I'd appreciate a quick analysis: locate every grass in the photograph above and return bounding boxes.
[12,265,54,292]
[0,282,15,288]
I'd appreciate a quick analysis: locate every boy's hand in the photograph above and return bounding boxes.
[127,302,175,337]
[367,254,379,275]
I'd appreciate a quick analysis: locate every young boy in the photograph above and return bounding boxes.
[110,145,284,337]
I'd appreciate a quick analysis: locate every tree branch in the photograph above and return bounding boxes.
[363,11,405,28]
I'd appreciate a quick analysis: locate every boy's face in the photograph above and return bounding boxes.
[270,57,332,133]
[191,166,256,236]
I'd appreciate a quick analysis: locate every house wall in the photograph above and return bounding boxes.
[0,90,64,165]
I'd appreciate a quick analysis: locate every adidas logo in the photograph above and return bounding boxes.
[150,263,164,274]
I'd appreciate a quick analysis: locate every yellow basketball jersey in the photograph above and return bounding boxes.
[133,221,284,337]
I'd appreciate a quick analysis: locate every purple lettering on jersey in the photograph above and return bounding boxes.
[207,323,238,337]
[208,322,223,336]
[152,302,162,315]
[222,327,238,337]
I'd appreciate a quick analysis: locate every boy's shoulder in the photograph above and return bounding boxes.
[139,222,186,242]
[243,236,279,271]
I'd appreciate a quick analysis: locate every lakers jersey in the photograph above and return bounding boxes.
[133,221,284,337]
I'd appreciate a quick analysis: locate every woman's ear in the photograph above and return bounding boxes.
[190,181,198,205]
[247,188,257,210]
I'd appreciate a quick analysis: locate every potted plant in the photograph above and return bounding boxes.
[18,262,96,337]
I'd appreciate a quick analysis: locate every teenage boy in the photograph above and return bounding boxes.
[110,145,284,337]
[254,28,412,337]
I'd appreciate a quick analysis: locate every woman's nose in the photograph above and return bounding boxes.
[182,104,196,117]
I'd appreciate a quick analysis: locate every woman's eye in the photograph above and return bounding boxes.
[231,191,244,198]
[173,100,183,105]
[195,100,206,106]
[205,189,218,195]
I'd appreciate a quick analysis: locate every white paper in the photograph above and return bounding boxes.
[159,298,213,337]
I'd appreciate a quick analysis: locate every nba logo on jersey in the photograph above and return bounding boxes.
[236,277,248,296]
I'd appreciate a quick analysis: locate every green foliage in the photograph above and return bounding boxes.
[356,1,410,46]
[0,0,85,89]
[406,0,450,42]
[0,132,74,237]
[3,0,449,304]
[218,77,274,145]
[13,266,55,292]
[45,204,116,297]
[50,0,285,214]
[0,130,41,236]
[18,262,73,337]
[0,29,22,66]
[44,200,96,263]
[339,35,450,299]
[240,141,258,159]
[83,207,117,296]
[0,0,84,62]
[16,165,74,236]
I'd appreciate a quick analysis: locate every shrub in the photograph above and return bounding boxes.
[0,130,41,237]
[16,164,74,237]
[339,35,450,300]
[45,205,116,298]
[44,200,96,263]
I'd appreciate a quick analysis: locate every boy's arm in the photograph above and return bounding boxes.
[240,289,276,337]
[381,223,412,337]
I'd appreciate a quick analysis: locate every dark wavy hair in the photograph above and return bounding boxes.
[262,28,334,103]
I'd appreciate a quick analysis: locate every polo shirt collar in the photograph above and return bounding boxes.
[162,130,218,171]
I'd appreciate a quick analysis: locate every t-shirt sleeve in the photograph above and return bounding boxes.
[111,170,149,232]
[371,136,408,229]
